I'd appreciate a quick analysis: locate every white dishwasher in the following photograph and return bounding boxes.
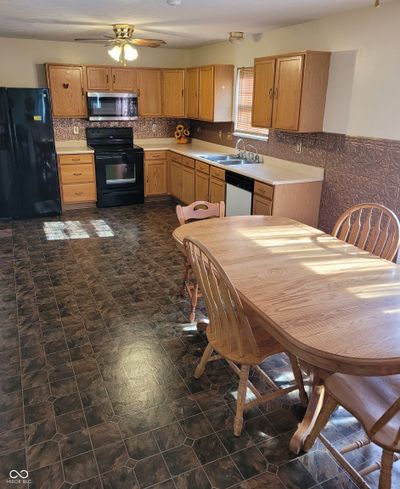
[225,171,254,216]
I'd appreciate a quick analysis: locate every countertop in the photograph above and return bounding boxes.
[55,137,324,186]
[136,138,324,186]
[55,140,94,155]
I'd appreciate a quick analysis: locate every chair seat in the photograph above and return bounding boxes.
[326,373,400,451]
[207,319,284,365]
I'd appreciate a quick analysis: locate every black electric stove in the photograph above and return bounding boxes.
[86,127,144,208]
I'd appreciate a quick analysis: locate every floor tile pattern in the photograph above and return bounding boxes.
[0,201,398,489]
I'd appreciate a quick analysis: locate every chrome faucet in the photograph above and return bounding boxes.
[235,138,246,158]
[245,143,260,162]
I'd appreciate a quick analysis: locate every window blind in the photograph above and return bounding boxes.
[235,67,268,137]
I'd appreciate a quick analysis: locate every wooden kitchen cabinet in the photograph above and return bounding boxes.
[170,160,182,200]
[198,65,234,122]
[163,69,185,117]
[181,157,195,204]
[137,69,162,116]
[144,151,167,196]
[209,167,226,203]
[252,51,331,132]
[252,195,272,215]
[185,68,199,118]
[195,160,210,201]
[86,66,110,91]
[58,153,96,208]
[111,68,137,91]
[252,58,275,128]
[46,64,87,118]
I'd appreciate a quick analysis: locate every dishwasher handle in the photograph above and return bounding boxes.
[225,170,254,192]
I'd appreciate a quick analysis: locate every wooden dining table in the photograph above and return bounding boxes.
[173,215,400,454]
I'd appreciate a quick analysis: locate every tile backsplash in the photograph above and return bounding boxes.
[189,119,400,234]
[53,117,183,141]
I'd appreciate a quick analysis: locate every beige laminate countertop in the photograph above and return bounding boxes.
[136,138,324,186]
[55,140,94,155]
[55,137,324,186]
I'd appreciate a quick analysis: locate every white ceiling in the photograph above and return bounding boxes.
[0,0,382,48]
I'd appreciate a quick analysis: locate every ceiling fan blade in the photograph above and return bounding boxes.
[130,38,166,47]
[74,38,114,42]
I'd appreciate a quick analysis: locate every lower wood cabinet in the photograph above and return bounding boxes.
[58,153,96,208]
[170,160,182,200]
[195,170,210,201]
[252,194,272,215]
[181,157,195,204]
[144,153,167,196]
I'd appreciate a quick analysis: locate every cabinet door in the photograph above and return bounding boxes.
[252,58,276,128]
[252,195,272,215]
[209,177,225,203]
[87,66,110,91]
[145,160,167,196]
[199,66,214,121]
[170,162,182,200]
[163,69,185,117]
[112,68,137,92]
[137,69,162,116]
[181,167,195,205]
[47,65,86,117]
[272,55,304,131]
[186,68,199,118]
[195,171,209,201]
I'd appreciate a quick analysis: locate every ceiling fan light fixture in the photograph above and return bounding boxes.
[123,44,138,61]
[229,31,244,44]
[108,44,122,62]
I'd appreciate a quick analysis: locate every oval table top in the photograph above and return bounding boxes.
[173,216,400,376]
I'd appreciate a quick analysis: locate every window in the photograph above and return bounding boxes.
[234,67,268,139]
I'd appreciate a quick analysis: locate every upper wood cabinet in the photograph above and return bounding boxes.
[46,64,87,118]
[111,68,137,92]
[162,69,185,117]
[197,65,234,122]
[185,68,199,118]
[86,66,137,92]
[137,69,162,116]
[252,51,331,132]
[86,66,110,91]
[252,58,275,128]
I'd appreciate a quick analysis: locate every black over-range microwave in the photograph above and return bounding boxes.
[87,92,138,121]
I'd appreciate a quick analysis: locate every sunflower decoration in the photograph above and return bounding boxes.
[175,123,190,144]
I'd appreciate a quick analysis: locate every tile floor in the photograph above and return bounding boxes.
[0,201,397,489]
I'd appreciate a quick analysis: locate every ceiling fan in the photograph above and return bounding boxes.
[74,24,167,65]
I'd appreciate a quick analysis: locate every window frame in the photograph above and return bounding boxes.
[233,67,269,141]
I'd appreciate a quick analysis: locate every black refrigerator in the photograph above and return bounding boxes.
[0,88,61,219]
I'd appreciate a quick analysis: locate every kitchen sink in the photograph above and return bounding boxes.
[198,154,256,165]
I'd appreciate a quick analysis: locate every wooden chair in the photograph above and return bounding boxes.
[176,201,225,322]
[304,374,400,489]
[183,236,308,437]
[332,203,400,261]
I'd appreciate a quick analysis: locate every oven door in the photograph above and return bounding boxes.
[87,92,138,121]
[95,152,143,191]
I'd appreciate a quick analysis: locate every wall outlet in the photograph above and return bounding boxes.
[152,123,157,134]
[218,130,223,139]
[295,142,302,154]
[196,126,201,134]
[73,126,79,135]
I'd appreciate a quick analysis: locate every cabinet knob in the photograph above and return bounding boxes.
[274,88,279,99]
[62,83,69,89]
[268,88,273,99]
[74,191,84,196]
[73,172,82,176]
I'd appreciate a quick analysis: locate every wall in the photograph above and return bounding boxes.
[0,37,191,88]
[189,0,400,141]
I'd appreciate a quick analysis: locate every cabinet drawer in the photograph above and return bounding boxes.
[60,164,95,184]
[210,166,225,180]
[62,183,96,203]
[59,153,94,165]
[145,151,167,161]
[182,156,195,169]
[254,181,274,200]
[169,151,183,164]
[196,160,210,174]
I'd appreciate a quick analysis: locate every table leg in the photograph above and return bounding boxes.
[289,368,326,455]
